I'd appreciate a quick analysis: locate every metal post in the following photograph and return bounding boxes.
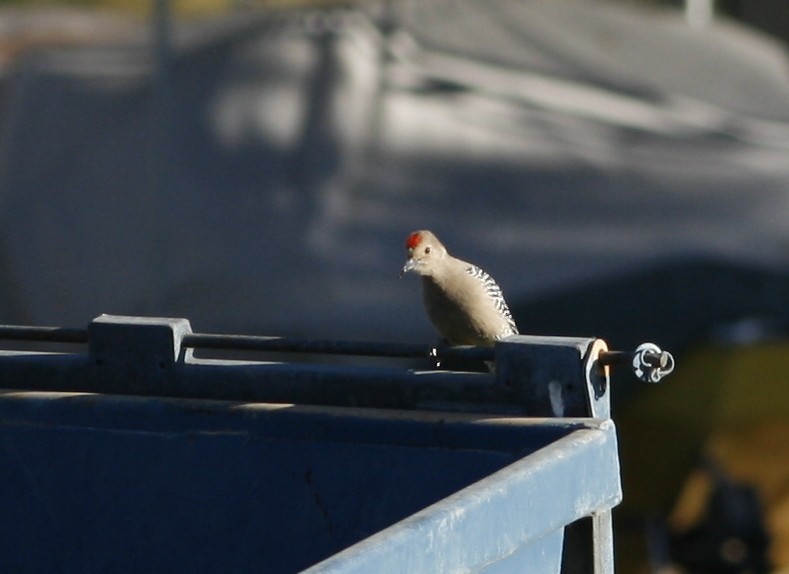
[593,510,615,574]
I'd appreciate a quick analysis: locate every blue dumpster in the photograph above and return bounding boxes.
[0,315,627,573]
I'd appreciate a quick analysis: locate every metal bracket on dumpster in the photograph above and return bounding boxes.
[493,335,676,418]
[494,336,611,419]
[88,314,193,394]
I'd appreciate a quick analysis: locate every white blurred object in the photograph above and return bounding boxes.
[686,0,714,29]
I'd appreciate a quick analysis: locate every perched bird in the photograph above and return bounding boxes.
[400,230,518,346]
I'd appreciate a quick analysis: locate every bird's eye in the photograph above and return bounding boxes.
[424,246,431,254]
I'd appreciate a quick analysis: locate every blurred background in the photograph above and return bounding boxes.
[0,0,787,571]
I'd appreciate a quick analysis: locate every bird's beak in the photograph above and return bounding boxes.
[400,257,418,278]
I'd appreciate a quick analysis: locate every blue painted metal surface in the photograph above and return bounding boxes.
[0,315,623,573]
[304,421,620,574]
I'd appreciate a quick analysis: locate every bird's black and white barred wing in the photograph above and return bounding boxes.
[465,264,519,337]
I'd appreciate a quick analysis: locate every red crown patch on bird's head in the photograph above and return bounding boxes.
[406,232,423,250]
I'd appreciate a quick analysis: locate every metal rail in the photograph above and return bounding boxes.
[183,333,495,361]
[0,324,494,361]
[0,321,674,383]
[0,325,88,344]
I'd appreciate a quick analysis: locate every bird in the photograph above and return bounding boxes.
[400,230,518,347]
